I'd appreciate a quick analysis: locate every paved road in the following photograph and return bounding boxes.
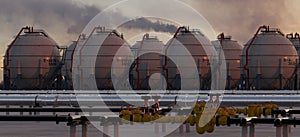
[0,121,299,137]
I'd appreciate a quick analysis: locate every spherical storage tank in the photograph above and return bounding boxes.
[241,26,298,90]
[164,27,215,90]
[212,34,243,89]
[70,27,130,90]
[130,34,164,90]
[4,27,61,90]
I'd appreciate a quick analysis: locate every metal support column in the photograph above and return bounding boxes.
[103,124,109,137]
[249,124,255,137]
[70,124,77,137]
[6,105,9,115]
[279,59,283,90]
[82,123,88,137]
[227,62,231,89]
[38,59,43,90]
[162,123,166,133]
[179,124,184,135]
[283,125,289,137]
[198,59,201,90]
[114,123,120,137]
[186,123,190,133]
[242,125,248,137]
[276,126,282,137]
[176,71,180,90]
[20,105,23,116]
[154,122,159,134]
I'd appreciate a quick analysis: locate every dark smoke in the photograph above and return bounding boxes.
[184,0,293,43]
[119,17,178,34]
[0,0,100,35]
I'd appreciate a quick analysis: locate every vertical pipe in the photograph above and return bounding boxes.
[244,25,268,90]
[82,124,88,137]
[242,125,248,137]
[164,27,188,90]
[276,126,282,137]
[249,124,255,137]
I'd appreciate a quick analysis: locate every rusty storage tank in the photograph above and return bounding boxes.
[164,26,215,90]
[3,26,61,90]
[130,34,164,90]
[241,26,298,90]
[212,34,243,89]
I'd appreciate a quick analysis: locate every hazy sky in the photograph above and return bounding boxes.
[0,0,300,81]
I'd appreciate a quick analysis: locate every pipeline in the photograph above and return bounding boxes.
[163,26,189,89]
[243,25,268,90]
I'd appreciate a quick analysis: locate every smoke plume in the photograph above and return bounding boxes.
[183,0,299,44]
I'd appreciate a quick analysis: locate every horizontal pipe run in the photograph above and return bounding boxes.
[0,94,300,107]
[228,117,300,126]
[1,90,300,95]
[0,107,175,114]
